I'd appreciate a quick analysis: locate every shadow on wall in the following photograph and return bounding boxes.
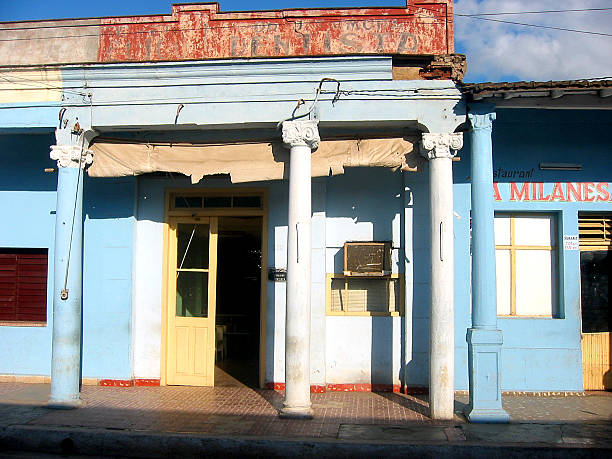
[401,171,431,390]
[454,109,612,187]
[0,133,57,192]
[326,167,430,389]
[81,175,137,380]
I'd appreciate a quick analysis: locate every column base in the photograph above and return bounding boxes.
[47,398,85,410]
[466,328,508,423]
[279,405,314,419]
[465,406,510,423]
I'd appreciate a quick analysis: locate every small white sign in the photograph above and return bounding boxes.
[563,235,579,251]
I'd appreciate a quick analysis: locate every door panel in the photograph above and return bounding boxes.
[580,248,611,390]
[167,217,217,386]
[582,332,611,390]
[193,327,208,374]
[175,327,190,375]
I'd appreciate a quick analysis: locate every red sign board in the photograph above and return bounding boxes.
[98,2,454,62]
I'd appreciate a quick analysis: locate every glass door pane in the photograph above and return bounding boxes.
[176,223,210,318]
[176,271,209,317]
[177,224,209,269]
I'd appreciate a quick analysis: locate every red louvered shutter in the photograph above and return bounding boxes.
[0,250,47,323]
[0,254,18,321]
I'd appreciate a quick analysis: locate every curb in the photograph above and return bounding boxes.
[1,425,611,458]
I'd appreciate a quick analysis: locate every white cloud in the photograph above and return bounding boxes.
[454,0,612,82]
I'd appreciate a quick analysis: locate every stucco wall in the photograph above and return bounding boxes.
[129,168,423,387]
[132,175,281,380]
[82,176,135,379]
[0,133,135,379]
[324,168,406,386]
[0,133,57,376]
[4,108,605,393]
[453,108,612,392]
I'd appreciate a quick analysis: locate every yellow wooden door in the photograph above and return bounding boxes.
[582,332,611,390]
[167,217,218,386]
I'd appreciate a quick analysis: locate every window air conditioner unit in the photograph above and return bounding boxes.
[343,242,392,277]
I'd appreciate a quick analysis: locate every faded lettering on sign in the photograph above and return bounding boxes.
[98,5,450,62]
[493,182,612,202]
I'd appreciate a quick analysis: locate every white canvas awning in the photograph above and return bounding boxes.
[88,137,420,184]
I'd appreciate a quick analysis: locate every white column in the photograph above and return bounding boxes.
[280,119,319,419]
[421,132,463,420]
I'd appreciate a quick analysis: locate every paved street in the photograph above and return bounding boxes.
[0,370,611,457]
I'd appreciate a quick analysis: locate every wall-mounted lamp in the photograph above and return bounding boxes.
[539,162,582,171]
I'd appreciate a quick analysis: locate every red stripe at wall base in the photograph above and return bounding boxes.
[98,379,161,387]
[97,379,424,392]
[134,379,161,387]
[264,383,428,394]
[98,379,134,387]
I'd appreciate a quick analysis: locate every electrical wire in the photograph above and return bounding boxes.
[457,15,612,37]
[0,74,89,97]
[0,71,460,110]
[0,3,444,32]
[276,77,340,128]
[0,93,464,111]
[0,5,612,42]
[1,7,610,32]
[0,72,414,95]
[0,11,443,42]
[458,8,612,16]
[62,135,86,298]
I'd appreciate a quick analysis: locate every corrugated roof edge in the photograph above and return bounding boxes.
[461,79,612,95]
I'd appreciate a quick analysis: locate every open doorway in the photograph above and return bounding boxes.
[214,216,262,387]
[579,213,611,390]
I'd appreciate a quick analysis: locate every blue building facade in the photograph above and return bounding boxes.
[0,3,610,421]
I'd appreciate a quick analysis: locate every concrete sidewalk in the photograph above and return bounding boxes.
[0,377,610,457]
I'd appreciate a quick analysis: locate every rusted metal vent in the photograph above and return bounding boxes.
[343,242,391,277]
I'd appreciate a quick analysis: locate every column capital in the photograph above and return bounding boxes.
[420,132,463,160]
[282,119,320,150]
[468,112,496,131]
[50,145,93,169]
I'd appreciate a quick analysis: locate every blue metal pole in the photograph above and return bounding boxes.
[48,143,85,409]
[465,104,509,423]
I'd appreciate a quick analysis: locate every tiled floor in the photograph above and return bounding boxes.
[0,370,610,440]
[0,369,431,439]
[24,388,432,438]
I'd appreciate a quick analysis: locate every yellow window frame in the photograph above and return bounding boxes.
[495,213,557,317]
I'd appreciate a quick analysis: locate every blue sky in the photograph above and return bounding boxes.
[0,1,408,20]
[1,1,610,82]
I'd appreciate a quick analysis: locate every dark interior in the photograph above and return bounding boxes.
[580,249,611,333]
[215,216,262,387]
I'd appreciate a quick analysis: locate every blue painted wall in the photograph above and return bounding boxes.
[3,107,609,392]
[0,133,136,379]
[82,176,135,379]
[0,133,56,376]
[454,108,612,391]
